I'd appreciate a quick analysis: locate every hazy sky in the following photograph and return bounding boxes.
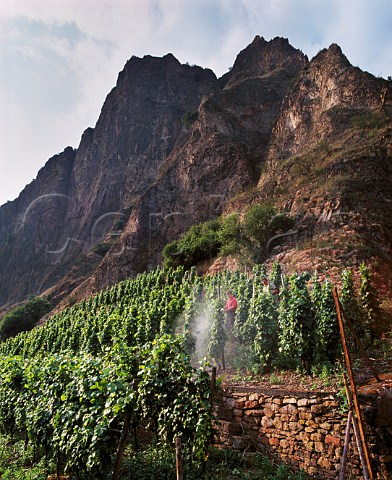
[1,0,391,206]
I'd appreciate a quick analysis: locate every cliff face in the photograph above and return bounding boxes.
[253,43,392,296]
[82,37,308,294]
[0,54,217,308]
[266,44,389,162]
[0,36,391,311]
[0,147,76,306]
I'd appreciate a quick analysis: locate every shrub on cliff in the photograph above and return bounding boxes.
[162,206,294,268]
[163,220,221,268]
[0,296,52,340]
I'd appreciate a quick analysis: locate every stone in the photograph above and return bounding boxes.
[320,422,332,430]
[264,402,280,412]
[283,397,298,404]
[317,457,331,469]
[306,441,314,451]
[325,434,341,447]
[289,421,301,431]
[324,401,339,407]
[235,399,247,409]
[261,416,274,429]
[310,405,325,414]
[269,437,280,446]
[260,435,269,445]
[299,411,313,420]
[334,447,343,459]
[232,436,252,450]
[299,431,310,442]
[215,405,233,421]
[217,420,243,436]
[280,404,298,415]
[263,407,275,418]
[273,418,283,429]
[244,409,264,417]
[314,442,324,452]
[379,455,392,463]
[280,439,291,449]
[306,420,318,428]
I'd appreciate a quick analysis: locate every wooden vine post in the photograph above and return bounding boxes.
[332,287,374,480]
[175,436,183,480]
[111,407,133,480]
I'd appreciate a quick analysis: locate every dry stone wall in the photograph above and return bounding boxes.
[213,386,392,479]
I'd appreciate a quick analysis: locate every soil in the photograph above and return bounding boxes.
[216,338,392,396]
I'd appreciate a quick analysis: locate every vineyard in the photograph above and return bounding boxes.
[0,263,379,479]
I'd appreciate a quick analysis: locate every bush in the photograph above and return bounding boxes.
[182,110,199,128]
[163,220,221,268]
[217,213,241,256]
[359,262,383,342]
[92,241,112,256]
[241,205,291,262]
[243,204,275,249]
[162,206,295,268]
[0,296,52,340]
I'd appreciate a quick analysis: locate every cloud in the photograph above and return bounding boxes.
[0,0,391,206]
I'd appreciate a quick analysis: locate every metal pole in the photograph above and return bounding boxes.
[342,373,370,480]
[333,287,374,480]
[340,410,353,480]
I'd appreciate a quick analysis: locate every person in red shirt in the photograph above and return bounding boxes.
[224,290,237,331]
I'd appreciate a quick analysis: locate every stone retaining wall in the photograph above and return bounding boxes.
[213,386,392,479]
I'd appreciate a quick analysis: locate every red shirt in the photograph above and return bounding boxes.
[225,296,237,311]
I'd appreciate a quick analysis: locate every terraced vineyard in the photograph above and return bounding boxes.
[0,264,374,479]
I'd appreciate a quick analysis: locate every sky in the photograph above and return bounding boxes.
[1,0,391,207]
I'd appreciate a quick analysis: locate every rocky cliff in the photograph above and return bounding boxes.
[0,53,217,309]
[0,36,391,312]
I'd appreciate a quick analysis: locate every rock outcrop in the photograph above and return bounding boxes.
[0,36,391,311]
[0,54,217,309]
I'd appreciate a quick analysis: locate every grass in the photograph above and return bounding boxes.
[350,110,390,131]
[0,434,309,480]
[269,372,283,385]
[0,435,53,480]
[119,446,309,480]
[0,439,310,480]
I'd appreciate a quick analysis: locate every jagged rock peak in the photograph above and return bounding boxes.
[116,53,181,87]
[115,52,216,89]
[312,43,352,69]
[224,35,308,86]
